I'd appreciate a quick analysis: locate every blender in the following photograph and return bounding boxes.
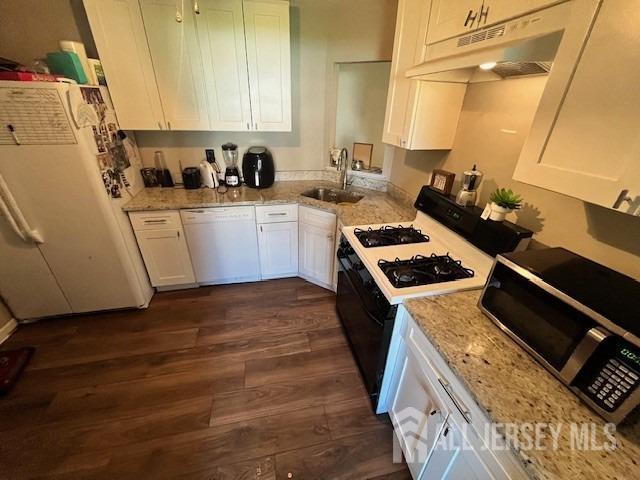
[222,143,240,187]
[455,165,483,207]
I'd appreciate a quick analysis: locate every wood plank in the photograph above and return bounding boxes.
[100,407,331,479]
[307,326,349,350]
[244,345,357,387]
[28,327,199,369]
[325,403,392,441]
[197,306,339,345]
[174,456,275,480]
[44,362,243,425]
[275,429,407,480]
[2,397,212,479]
[13,331,309,395]
[210,371,367,426]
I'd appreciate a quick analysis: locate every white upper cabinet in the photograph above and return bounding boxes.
[383,0,467,150]
[84,0,291,132]
[426,0,562,45]
[140,0,210,131]
[196,0,253,131]
[243,0,292,132]
[83,0,165,130]
[426,0,480,45]
[514,0,640,215]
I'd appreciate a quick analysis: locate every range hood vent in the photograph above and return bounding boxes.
[457,25,506,48]
[492,61,552,78]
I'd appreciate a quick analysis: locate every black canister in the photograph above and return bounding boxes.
[182,167,201,189]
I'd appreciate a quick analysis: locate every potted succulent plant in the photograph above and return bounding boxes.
[488,188,523,221]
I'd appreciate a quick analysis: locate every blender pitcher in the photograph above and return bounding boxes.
[222,143,240,187]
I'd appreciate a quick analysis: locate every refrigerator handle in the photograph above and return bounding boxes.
[0,174,44,244]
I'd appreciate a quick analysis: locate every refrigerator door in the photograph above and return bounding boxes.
[0,81,152,318]
[0,212,72,319]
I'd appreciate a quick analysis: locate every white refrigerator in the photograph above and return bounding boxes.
[0,80,153,321]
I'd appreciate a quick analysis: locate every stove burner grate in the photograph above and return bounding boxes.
[354,225,430,248]
[377,254,474,288]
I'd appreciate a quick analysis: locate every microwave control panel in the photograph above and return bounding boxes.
[577,340,640,412]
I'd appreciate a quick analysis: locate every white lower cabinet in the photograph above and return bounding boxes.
[129,211,195,288]
[298,205,336,289]
[385,307,528,479]
[258,222,298,279]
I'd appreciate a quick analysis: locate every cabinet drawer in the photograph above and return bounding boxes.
[129,211,182,231]
[256,204,298,224]
[298,205,336,229]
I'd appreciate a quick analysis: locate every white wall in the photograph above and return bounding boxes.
[390,76,640,280]
[134,0,398,177]
[335,62,391,169]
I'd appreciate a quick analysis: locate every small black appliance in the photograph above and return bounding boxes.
[222,143,240,187]
[242,146,275,189]
[182,167,201,189]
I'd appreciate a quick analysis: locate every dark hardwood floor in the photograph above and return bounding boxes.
[0,278,409,479]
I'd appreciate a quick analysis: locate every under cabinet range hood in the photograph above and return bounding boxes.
[407,1,596,83]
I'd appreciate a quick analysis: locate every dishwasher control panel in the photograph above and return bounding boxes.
[180,206,255,223]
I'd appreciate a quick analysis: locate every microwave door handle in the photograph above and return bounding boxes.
[0,174,43,244]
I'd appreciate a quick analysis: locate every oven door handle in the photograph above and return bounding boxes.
[339,264,385,328]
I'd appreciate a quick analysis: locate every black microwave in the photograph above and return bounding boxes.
[479,248,640,424]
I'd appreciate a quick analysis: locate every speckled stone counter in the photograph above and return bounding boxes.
[122,181,417,226]
[403,292,640,480]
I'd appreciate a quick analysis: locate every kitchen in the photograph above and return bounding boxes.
[0,0,639,478]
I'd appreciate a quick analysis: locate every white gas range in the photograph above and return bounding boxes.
[341,210,494,305]
[335,186,533,413]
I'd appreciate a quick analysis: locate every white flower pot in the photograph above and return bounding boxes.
[489,202,512,221]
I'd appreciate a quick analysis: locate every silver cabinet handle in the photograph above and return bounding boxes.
[193,0,200,14]
[247,122,250,130]
[158,121,163,130]
[168,121,172,130]
[267,212,288,216]
[613,189,633,209]
[254,123,258,131]
[438,377,471,423]
[144,219,168,224]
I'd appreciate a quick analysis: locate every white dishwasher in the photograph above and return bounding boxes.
[180,206,260,284]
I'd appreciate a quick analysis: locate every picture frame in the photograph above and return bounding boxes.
[429,169,456,196]
[352,142,374,169]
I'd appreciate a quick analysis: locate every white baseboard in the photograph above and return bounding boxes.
[0,318,17,345]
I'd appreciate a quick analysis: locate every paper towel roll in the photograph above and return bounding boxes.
[59,40,97,85]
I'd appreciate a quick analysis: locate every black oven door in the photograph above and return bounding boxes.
[336,266,391,402]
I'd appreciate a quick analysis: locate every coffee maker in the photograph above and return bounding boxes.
[455,165,483,207]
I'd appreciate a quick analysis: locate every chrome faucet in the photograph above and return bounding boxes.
[337,148,349,190]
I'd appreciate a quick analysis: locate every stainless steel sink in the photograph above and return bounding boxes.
[301,187,364,204]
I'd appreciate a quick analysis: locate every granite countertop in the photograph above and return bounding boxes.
[122,181,417,226]
[403,292,640,480]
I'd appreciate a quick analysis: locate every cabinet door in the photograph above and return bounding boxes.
[196,0,253,131]
[298,222,335,289]
[383,0,431,148]
[426,0,482,45]
[258,221,298,279]
[479,0,562,28]
[243,0,292,132]
[514,0,640,214]
[390,348,449,478]
[140,0,210,130]
[135,228,195,287]
[421,420,499,480]
[83,0,165,130]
